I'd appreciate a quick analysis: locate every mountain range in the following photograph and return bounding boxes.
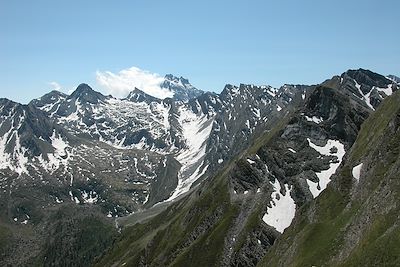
[0,69,399,266]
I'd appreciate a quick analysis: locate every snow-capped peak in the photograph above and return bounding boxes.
[160,74,204,101]
[96,67,204,101]
[69,83,106,104]
[125,88,161,103]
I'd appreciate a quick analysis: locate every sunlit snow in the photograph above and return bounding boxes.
[262,180,296,233]
[247,159,256,165]
[167,107,214,200]
[306,138,345,198]
[354,80,374,110]
[305,115,323,124]
[352,163,363,182]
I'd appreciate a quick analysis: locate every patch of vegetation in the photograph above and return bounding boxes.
[95,171,240,267]
[171,204,238,267]
[0,224,12,254]
[33,210,117,267]
[350,90,400,162]
[339,214,400,267]
[292,188,357,266]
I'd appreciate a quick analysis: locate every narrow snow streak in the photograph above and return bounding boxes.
[354,80,375,110]
[167,107,214,201]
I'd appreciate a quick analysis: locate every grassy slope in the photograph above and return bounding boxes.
[260,91,400,267]
[30,206,118,267]
[0,224,12,254]
[95,167,239,267]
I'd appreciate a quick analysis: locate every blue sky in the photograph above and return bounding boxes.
[0,0,399,103]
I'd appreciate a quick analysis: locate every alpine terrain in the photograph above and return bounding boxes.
[0,69,399,266]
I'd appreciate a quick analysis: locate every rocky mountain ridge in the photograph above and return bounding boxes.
[91,69,399,267]
[261,83,400,267]
[0,68,398,266]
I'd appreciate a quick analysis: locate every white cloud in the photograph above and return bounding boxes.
[49,81,62,91]
[48,81,76,95]
[96,66,173,99]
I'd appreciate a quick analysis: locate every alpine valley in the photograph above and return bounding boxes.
[1,70,400,266]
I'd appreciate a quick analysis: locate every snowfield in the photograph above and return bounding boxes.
[262,179,296,233]
[167,107,214,200]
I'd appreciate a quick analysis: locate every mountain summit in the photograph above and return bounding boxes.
[69,83,106,104]
[125,88,161,104]
[160,74,204,101]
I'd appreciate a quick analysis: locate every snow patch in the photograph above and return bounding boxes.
[247,159,256,165]
[0,114,30,175]
[262,180,296,233]
[245,120,250,129]
[267,88,276,97]
[50,131,69,155]
[352,163,363,182]
[253,108,261,118]
[375,84,393,97]
[143,191,150,204]
[81,190,98,204]
[354,80,375,110]
[38,131,72,175]
[55,196,63,203]
[305,115,323,124]
[306,138,345,198]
